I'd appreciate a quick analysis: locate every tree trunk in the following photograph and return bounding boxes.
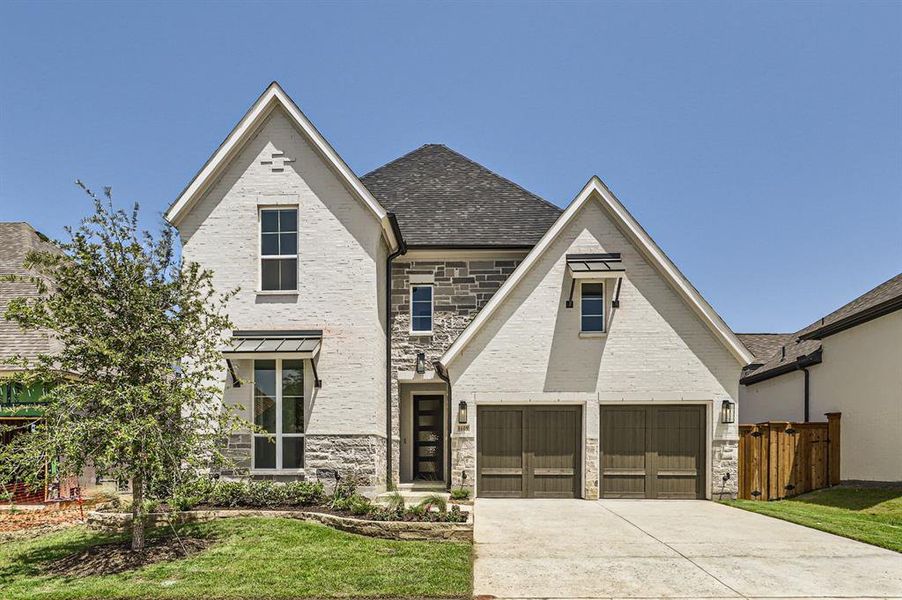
[131,474,145,551]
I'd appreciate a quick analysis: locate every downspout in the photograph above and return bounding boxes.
[801,366,810,423]
[435,362,452,492]
[385,213,406,489]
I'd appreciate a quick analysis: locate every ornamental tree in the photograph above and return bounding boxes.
[0,183,242,550]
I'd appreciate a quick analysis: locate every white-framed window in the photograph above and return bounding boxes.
[580,281,605,333]
[252,359,304,470]
[410,285,433,334]
[260,207,298,292]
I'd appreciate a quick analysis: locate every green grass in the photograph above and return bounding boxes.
[723,485,902,552]
[0,517,472,600]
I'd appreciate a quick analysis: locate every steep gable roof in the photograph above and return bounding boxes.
[438,177,754,369]
[165,82,399,250]
[360,144,561,247]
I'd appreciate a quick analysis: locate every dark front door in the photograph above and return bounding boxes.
[477,405,581,498]
[600,405,705,499]
[413,395,444,481]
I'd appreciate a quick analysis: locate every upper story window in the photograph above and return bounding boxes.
[580,281,605,333]
[410,285,433,334]
[260,208,298,291]
[253,359,305,470]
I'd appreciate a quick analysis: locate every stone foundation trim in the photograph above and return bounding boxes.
[87,509,472,542]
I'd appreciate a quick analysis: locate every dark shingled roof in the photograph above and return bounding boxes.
[741,272,902,384]
[736,333,794,362]
[361,144,562,247]
[0,222,60,371]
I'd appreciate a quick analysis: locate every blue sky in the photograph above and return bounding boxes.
[1,1,900,333]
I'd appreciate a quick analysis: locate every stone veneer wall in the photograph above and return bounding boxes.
[389,257,523,485]
[712,438,739,499]
[219,432,387,488]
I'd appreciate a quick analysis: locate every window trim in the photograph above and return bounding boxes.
[409,284,434,336]
[579,280,606,335]
[251,358,306,473]
[258,206,299,293]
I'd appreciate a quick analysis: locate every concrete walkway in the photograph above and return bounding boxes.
[473,498,902,599]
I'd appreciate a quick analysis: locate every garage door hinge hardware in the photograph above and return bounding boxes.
[750,431,763,438]
[785,483,795,491]
[785,428,797,435]
[751,490,761,497]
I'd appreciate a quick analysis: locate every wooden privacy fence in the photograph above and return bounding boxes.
[738,412,840,500]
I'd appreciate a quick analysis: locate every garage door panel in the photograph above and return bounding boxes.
[601,407,648,498]
[478,408,525,498]
[602,405,705,499]
[478,406,581,499]
[529,407,580,498]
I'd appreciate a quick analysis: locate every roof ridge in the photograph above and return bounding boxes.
[434,145,562,213]
[360,144,434,180]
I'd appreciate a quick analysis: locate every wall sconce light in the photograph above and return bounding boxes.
[415,352,426,374]
[720,399,736,424]
[458,400,468,425]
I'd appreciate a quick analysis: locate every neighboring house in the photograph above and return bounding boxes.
[166,82,754,499]
[740,273,902,483]
[1,223,60,502]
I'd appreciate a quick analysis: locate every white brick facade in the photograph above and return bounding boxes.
[177,107,389,485]
[447,197,741,498]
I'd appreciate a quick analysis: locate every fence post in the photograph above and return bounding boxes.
[826,412,841,486]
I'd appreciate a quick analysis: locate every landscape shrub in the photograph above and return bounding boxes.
[450,488,470,501]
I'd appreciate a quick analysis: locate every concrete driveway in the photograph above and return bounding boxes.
[474,499,902,599]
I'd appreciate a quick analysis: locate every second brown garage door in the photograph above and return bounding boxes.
[477,405,581,498]
[601,405,705,499]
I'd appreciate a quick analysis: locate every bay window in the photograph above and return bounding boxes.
[253,359,304,470]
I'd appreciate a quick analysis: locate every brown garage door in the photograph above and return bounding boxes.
[600,405,705,499]
[477,405,581,498]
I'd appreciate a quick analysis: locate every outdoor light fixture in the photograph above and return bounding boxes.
[721,399,736,424]
[415,352,426,374]
[458,400,468,425]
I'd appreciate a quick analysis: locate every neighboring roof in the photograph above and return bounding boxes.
[741,272,902,385]
[736,333,794,362]
[0,222,59,371]
[165,82,399,251]
[799,272,902,340]
[438,177,755,369]
[360,144,561,247]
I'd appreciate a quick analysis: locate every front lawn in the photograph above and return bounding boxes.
[723,485,902,552]
[0,517,472,600]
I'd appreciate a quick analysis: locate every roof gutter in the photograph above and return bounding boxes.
[800,296,902,341]
[740,347,823,386]
[384,213,406,488]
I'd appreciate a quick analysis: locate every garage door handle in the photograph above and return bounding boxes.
[481,468,523,476]
[533,468,575,476]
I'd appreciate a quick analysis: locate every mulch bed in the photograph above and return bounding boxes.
[45,535,212,577]
[0,505,86,534]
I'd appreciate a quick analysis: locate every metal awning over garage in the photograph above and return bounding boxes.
[566,253,624,279]
[223,330,322,359]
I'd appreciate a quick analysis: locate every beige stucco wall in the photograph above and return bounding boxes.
[739,311,902,482]
[739,370,805,423]
[177,107,389,469]
[811,312,902,482]
[447,197,742,497]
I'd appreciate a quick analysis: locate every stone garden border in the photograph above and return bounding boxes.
[87,509,473,542]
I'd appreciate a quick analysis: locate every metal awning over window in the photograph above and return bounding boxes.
[224,330,322,359]
[566,253,624,279]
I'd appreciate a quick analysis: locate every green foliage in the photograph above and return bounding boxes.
[384,491,405,513]
[0,518,473,600]
[169,477,325,511]
[417,493,448,513]
[450,488,470,501]
[0,184,245,549]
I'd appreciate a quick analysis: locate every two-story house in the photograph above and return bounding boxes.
[166,82,753,500]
